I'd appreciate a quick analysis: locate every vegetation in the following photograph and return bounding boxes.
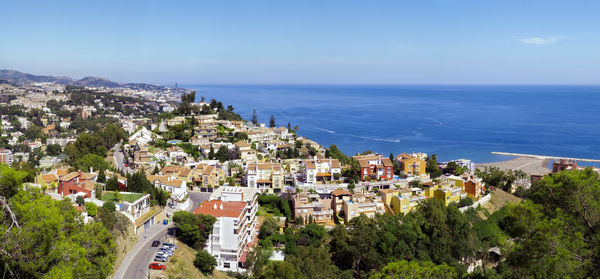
[195,250,218,274]
[257,195,292,219]
[0,188,116,278]
[173,211,216,250]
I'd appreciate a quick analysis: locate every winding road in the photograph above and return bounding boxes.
[113,191,210,279]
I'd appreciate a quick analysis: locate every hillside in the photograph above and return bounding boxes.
[0,69,175,91]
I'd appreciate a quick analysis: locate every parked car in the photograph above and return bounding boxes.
[162,243,178,249]
[155,251,169,258]
[168,203,175,209]
[152,240,161,247]
[158,248,173,256]
[149,263,166,270]
[154,255,168,262]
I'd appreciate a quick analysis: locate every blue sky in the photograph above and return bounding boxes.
[1,0,598,84]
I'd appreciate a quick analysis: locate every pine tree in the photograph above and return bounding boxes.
[209,145,215,159]
[269,115,276,128]
[252,109,258,125]
[97,168,106,183]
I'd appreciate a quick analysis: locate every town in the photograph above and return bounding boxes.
[0,73,597,279]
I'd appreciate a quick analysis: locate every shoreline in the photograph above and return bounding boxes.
[475,157,552,175]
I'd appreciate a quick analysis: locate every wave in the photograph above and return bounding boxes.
[315,127,337,134]
[315,127,400,143]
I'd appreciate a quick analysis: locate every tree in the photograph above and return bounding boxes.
[194,250,217,274]
[260,217,280,239]
[0,190,116,278]
[208,145,215,159]
[106,176,120,191]
[459,196,474,207]
[46,144,62,156]
[95,183,103,199]
[252,109,258,125]
[216,145,230,162]
[103,200,116,212]
[0,164,27,198]
[261,261,305,279]
[370,260,457,279]
[426,155,443,178]
[269,115,276,128]
[76,195,85,206]
[173,211,216,250]
[85,202,98,216]
[97,168,106,183]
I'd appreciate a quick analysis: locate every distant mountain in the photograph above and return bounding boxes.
[0,69,177,91]
[0,70,73,85]
[71,76,121,87]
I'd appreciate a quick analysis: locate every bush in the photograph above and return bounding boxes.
[76,196,85,206]
[459,197,474,207]
[103,200,116,212]
[85,202,98,216]
[194,250,217,274]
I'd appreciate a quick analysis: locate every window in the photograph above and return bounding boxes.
[224,263,230,268]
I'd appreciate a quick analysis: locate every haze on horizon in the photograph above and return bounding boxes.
[1,0,599,85]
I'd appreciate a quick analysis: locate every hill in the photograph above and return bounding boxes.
[0,69,176,92]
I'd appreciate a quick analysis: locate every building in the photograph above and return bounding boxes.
[0,148,13,165]
[462,174,483,199]
[395,152,427,176]
[292,193,333,224]
[195,187,259,272]
[147,175,188,201]
[552,159,578,173]
[246,163,284,193]
[330,189,352,215]
[390,188,427,215]
[303,157,341,184]
[342,193,385,222]
[57,171,97,198]
[353,154,394,181]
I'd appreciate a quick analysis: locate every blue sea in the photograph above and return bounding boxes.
[187,85,600,164]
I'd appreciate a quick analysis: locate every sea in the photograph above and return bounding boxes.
[186,85,600,164]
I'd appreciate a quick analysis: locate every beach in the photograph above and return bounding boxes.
[476,157,551,175]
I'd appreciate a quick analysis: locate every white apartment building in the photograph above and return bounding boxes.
[0,148,13,165]
[303,157,342,184]
[195,187,259,272]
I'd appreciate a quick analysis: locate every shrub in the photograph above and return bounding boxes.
[194,250,217,274]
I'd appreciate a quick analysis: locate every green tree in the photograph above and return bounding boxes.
[216,145,230,162]
[426,155,443,178]
[259,216,280,239]
[76,195,85,206]
[252,109,258,125]
[105,176,120,191]
[269,115,276,128]
[97,168,106,183]
[75,153,108,173]
[261,261,305,279]
[0,164,27,198]
[85,202,98,216]
[46,144,62,156]
[173,211,216,250]
[194,250,217,274]
[370,260,457,279]
[0,190,116,278]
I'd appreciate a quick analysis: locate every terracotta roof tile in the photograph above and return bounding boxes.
[193,200,246,218]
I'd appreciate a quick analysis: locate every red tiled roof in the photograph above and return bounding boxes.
[193,200,246,218]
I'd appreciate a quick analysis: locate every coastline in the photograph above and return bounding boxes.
[475,157,552,175]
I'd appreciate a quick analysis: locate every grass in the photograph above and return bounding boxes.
[102,191,145,203]
[110,213,138,277]
[150,240,231,279]
[479,188,522,219]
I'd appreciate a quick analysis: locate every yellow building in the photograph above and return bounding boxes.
[433,187,463,206]
[395,153,427,176]
[389,189,427,215]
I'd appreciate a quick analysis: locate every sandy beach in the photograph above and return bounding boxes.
[476,157,551,175]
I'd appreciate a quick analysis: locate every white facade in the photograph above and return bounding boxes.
[198,187,259,272]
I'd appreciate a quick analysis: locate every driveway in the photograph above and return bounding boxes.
[113,192,211,279]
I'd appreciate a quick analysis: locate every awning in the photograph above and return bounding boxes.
[316,172,331,177]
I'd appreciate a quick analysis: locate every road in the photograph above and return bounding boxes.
[113,192,211,279]
[113,143,135,175]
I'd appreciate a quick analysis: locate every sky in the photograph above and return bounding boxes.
[1,0,599,84]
